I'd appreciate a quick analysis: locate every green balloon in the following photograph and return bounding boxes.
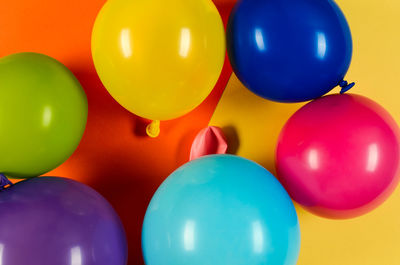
[0,53,88,178]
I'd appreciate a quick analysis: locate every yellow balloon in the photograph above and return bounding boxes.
[91,0,225,126]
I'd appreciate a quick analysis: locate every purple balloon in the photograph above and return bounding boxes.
[0,176,127,265]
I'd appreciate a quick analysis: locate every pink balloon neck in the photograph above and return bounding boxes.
[190,126,228,161]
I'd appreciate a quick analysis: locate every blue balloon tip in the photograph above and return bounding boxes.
[0,174,12,190]
[339,80,355,94]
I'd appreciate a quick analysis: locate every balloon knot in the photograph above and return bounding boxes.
[339,80,355,94]
[146,120,160,138]
[0,174,12,190]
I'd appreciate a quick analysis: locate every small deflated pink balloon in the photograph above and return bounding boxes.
[276,94,400,219]
[190,126,228,161]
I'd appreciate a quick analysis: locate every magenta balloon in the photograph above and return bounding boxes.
[276,94,400,219]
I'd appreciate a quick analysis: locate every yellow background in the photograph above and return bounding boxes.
[210,0,400,264]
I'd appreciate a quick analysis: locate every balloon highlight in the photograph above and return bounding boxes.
[227,0,353,102]
[276,94,400,219]
[0,176,127,265]
[92,0,226,136]
[0,53,87,178]
[142,155,300,265]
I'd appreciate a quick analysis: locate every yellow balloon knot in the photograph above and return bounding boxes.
[146,120,160,138]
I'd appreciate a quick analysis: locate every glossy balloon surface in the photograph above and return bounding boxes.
[142,155,300,265]
[0,177,127,265]
[0,53,87,178]
[92,0,225,121]
[227,0,353,102]
[276,94,400,219]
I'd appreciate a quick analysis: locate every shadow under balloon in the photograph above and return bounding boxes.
[222,126,240,155]
[0,0,237,264]
[85,159,159,264]
[210,74,304,174]
[44,1,238,264]
[45,68,172,263]
[59,54,233,265]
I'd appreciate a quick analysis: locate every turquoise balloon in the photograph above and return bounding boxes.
[142,155,300,265]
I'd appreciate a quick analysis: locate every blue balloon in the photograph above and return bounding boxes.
[227,0,353,102]
[142,155,300,265]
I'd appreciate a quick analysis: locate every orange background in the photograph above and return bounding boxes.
[3,1,400,265]
[0,0,235,263]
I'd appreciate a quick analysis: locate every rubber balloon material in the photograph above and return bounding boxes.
[92,0,225,121]
[142,155,300,265]
[0,177,127,265]
[227,0,353,102]
[0,174,12,190]
[189,126,228,160]
[276,94,400,219]
[0,53,88,178]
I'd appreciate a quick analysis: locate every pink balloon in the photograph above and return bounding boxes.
[276,94,400,219]
[190,126,228,161]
